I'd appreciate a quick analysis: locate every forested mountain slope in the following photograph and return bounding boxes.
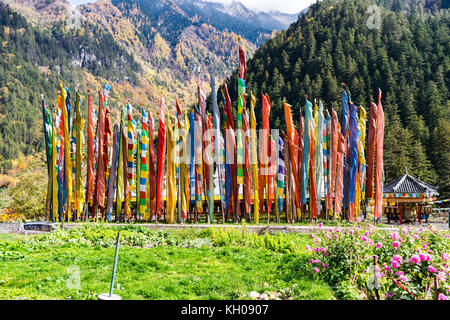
[221,0,450,197]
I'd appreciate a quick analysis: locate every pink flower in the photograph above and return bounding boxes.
[390,232,400,240]
[399,275,408,282]
[321,263,328,268]
[392,260,400,269]
[438,272,448,282]
[428,266,437,273]
[314,267,320,273]
[318,223,323,228]
[392,255,403,263]
[395,271,404,276]
[438,294,448,300]
[356,217,361,222]
[314,238,322,245]
[411,255,420,264]
[305,245,311,251]
[376,242,382,248]
[392,241,400,249]
[419,253,431,261]
[442,253,449,261]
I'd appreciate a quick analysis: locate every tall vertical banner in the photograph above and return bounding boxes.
[348,102,358,222]
[51,114,58,222]
[156,98,167,218]
[297,115,304,219]
[325,110,331,205]
[223,90,233,219]
[283,102,300,208]
[94,90,107,211]
[194,104,203,217]
[250,93,259,223]
[334,131,345,217]
[42,99,52,218]
[87,93,95,206]
[179,110,190,220]
[166,116,177,223]
[365,101,378,199]
[328,109,339,216]
[207,115,215,222]
[267,137,275,216]
[301,99,313,204]
[122,106,131,218]
[147,112,157,218]
[211,75,224,218]
[60,84,73,219]
[127,104,136,197]
[224,84,238,220]
[189,111,196,210]
[106,124,119,221]
[42,99,52,182]
[259,93,271,218]
[199,81,211,220]
[139,108,149,218]
[309,123,317,219]
[236,45,247,187]
[56,107,64,221]
[277,137,285,215]
[74,92,83,217]
[356,106,367,217]
[374,90,384,219]
[115,108,125,217]
[136,124,141,219]
[341,89,349,136]
[315,101,324,216]
[242,107,252,216]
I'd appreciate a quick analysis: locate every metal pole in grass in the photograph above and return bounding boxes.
[98,231,121,300]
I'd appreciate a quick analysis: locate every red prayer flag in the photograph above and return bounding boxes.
[94,90,106,208]
[374,90,384,219]
[327,109,339,212]
[156,97,167,217]
[334,131,345,216]
[87,93,95,203]
[309,125,317,219]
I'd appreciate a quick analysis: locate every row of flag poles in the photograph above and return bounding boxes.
[41,46,385,223]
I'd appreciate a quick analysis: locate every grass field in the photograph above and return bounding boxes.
[0,227,334,300]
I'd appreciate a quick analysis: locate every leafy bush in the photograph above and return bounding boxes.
[0,242,26,261]
[305,224,450,300]
[208,226,307,254]
[7,154,47,219]
[26,224,212,249]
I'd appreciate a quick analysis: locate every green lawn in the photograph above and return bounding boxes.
[0,227,334,300]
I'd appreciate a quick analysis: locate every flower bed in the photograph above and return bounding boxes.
[305,224,450,300]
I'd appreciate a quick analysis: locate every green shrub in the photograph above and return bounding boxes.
[306,225,450,300]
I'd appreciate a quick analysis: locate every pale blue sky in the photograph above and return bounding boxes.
[68,0,315,14]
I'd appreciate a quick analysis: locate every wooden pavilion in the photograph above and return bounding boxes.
[383,171,438,224]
